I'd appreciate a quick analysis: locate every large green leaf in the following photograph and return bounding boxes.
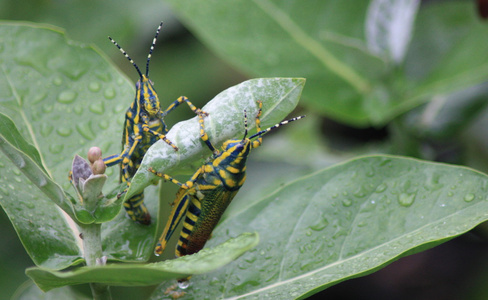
[12,281,92,300]
[26,232,258,292]
[0,22,159,266]
[151,155,488,299]
[125,77,305,201]
[165,0,488,127]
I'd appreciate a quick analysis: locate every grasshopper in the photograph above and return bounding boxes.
[103,22,207,225]
[149,101,305,281]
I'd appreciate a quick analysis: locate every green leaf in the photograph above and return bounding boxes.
[0,154,83,269]
[27,232,259,292]
[166,1,488,126]
[125,77,305,201]
[0,112,74,217]
[12,281,92,300]
[150,155,488,299]
[0,22,158,266]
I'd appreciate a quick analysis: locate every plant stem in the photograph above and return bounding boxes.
[79,222,112,300]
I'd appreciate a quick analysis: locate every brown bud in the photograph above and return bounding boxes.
[87,147,102,164]
[91,158,106,175]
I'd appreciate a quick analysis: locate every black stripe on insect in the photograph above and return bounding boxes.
[149,100,305,282]
[103,22,207,225]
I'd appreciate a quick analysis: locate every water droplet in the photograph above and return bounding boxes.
[305,230,312,236]
[357,221,367,227]
[74,104,83,115]
[57,90,77,104]
[375,183,387,193]
[464,193,475,202]
[447,191,453,197]
[76,122,96,140]
[104,87,116,99]
[13,168,21,176]
[53,76,62,86]
[113,104,125,114]
[0,161,4,168]
[40,124,53,137]
[56,127,72,137]
[99,120,109,129]
[88,81,101,92]
[398,193,415,207]
[310,216,329,231]
[0,186,10,196]
[177,281,190,289]
[49,144,64,154]
[89,102,105,115]
[42,104,54,113]
[341,198,353,207]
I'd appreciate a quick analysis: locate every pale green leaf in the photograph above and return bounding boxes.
[151,155,488,299]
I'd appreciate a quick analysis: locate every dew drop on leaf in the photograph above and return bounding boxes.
[113,104,125,114]
[89,102,105,115]
[98,120,109,129]
[56,127,72,137]
[88,81,101,92]
[177,281,190,290]
[375,183,387,193]
[103,87,116,99]
[398,193,415,207]
[76,122,96,140]
[42,104,54,113]
[0,186,10,196]
[49,144,64,154]
[52,76,62,86]
[464,193,475,202]
[341,198,353,207]
[74,104,83,115]
[57,90,77,104]
[309,216,329,231]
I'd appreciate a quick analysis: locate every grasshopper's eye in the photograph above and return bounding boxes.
[135,81,141,89]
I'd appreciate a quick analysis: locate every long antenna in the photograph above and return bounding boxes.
[146,21,163,77]
[249,115,306,139]
[108,36,143,79]
[242,110,249,140]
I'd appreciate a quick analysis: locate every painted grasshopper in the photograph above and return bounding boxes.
[103,22,207,224]
[149,101,305,281]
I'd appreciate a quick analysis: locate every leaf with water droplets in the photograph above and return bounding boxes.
[150,155,488,299]
[0,22,158,266]
[26,232,258,292]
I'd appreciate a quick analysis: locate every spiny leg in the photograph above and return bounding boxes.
[139,116,179,151]
[198,113,218,155]
[163,96,208,118]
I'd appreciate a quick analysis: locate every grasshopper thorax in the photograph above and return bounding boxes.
[137,74,161,117]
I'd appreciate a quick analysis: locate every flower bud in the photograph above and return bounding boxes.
[92,158,106,175]
[87,147,102,164]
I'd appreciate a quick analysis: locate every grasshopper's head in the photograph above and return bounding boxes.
[137,75,161,116]
[221,139,252,160]
[109,22,164,117]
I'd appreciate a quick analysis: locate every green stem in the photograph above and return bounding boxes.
[79,222,112,300]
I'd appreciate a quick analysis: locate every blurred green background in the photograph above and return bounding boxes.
[2,0,488,299]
